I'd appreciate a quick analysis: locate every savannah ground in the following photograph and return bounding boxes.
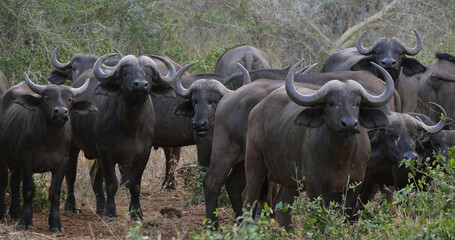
[0,146,222,239]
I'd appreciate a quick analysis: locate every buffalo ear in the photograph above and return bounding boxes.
[72,100,98,115]
[402,58,426,76]
[175,100,194,117]
[14,94,42,110]
[294,107,324,127]
[150,83,176,99]
[94,81,120,97]
[48,69,71,85]
[351,57,375,73]
[359,108,389,128]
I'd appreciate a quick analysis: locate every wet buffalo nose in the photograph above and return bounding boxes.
[340,118,358,129]
[54,107,68,116]
[402,152,418,160]
[133,80,149,89]
[381,58,396,67]
[192,120,207,129]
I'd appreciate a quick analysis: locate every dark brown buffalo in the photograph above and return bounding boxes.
[417,52,455,128]
[243,61,394,229]
[214,45,272,77]
[322,30,426,112]
[204,61,399,228]
[65,53,175,220]
[355,104,446,212]
[48,46,184,210]
[0,75,95,232]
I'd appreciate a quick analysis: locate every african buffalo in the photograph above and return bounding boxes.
[417,52,455,128]
[242,61,394,229]
[322,30,426,112]
[204,62,399,228]
[214,45,272,77]
[64,52,175,220]
[48,46,185,211]
[355,103,446,211]
[0,74,95,232]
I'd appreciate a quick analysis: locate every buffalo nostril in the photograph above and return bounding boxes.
[340,118,358,128]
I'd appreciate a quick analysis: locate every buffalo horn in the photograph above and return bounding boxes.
[237,63,251,85]
[286,60,330,107]
[356,31,374,55]
[415,102,446,134]
[174,62,195,99]
[150,55,177,83]
[23,73,46,94]
[70,78,90,97]
[51,44,72,70]
[403,30,422,56]
[93,53,120,81]
[434,70,455,82]
[358,62,394,107]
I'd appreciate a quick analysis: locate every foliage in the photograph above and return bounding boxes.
[187,148,455,239]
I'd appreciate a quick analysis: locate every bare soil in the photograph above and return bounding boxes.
[0,147,229,239]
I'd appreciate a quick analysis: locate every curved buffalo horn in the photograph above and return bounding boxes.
[113,48,123,59]
[150,55,177,83]
[356,31,374,55]
[51,44,72,70]
[358,62,395,107]
[403,30,422,56]
[23,73,46,94]
[434,69,455,82]
[93,53,120,81]
[415,102,446,133]
[174,62,195,99]
[286,60,329,107]
[70,78,90,97]
[237,63,251,85]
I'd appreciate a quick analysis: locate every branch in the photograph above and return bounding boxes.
[334,0,399,49]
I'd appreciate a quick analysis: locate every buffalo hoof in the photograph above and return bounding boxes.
[65,207,82,214]
[50,227,64,233]
[102,215,117,222]
[130,211,144,221]
[17,224,33,231]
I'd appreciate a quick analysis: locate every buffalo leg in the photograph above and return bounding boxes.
[273,185,295,231]
[203,139,242,228]
[225,162,246,218]
[98,146,118,220]
[18,170,35,230]
[90,159,105,215]
[353,179,380,215]
[48,165,67,232]
[9,169,21,219]
[160,147,180,191]
[243,138,269,216]
[64,143,82,213]
[0,163,7,220]
[128,151,151,220]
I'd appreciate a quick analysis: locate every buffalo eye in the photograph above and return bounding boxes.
[43,95,50,102]
[68,98,73,103]
[328,102,335,108]
[122,72,131,78]
[354,102,360,108]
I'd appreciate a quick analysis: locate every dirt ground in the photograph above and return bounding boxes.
[0,147,229,239]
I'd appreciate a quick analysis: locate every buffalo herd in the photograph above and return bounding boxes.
[0,29,454,232]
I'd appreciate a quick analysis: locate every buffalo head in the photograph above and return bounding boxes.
[174,63,250,137]
[354,30,426,80]
[17,73,97,125]
[93,53,176,103]
[287,60,394,135]
[372,102,446,164]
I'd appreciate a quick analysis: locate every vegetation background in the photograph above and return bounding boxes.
[1,0,455,239]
